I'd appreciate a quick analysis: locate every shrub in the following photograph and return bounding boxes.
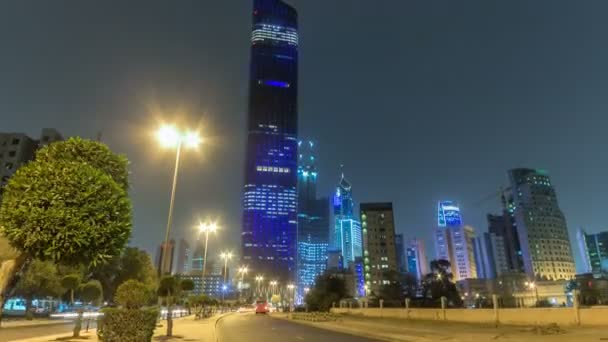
[98,308,158,342]
[115,280,149,309]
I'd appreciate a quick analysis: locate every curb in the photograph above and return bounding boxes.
[213,312,234,342]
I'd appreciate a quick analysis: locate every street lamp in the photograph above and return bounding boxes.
[525,281,539,306]
[269,281,278,295]
[238,266,249,299]
[197,221,219,277]
[220,251,232,302]
[255,275,264,297]
[156,125,202,275]
[287,284,296,312]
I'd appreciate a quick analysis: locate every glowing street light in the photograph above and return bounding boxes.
[255,275,264,296]
[197,221,219,277]
[220,251,233,284]
[269,281,278,295]
[156,124,202,275]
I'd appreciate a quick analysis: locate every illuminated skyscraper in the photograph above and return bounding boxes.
[361,202,398,295]
[296,140,329,293]
[406,238,428,281]
[577,228,608,274]
[507,168,575,280]
[434,201,477,280]
[333,173,361,268]
[176,239,191,274]
[241,0,299,283]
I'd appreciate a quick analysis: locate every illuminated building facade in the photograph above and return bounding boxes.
[296,140,330,293]
[333,173,361,268]
[434,201,477,281]
[577,228,608,274]
[176,239,191,274]
[406,238,429,281]
[155,239,175,276]
[473,232,509,279]
[507,168,575,280]
[361,202,398,295]
[242,0,299,283]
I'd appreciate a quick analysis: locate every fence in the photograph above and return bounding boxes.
[331,295,608,326]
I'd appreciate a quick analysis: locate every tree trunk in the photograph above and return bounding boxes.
[166,293,173,337]
[0,255,29,328]
[70,289,74,306]
[73,309,83,337]
[25,296,33,320]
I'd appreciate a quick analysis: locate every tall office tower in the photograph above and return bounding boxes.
[176,239,191,274]
[395,234,406,274]
[434,201,477,281]
[0,128,64,191]
[155,239,176,276]
[473,232,509,279]
[577,228,608,274]
[406,238,429,281]
[487,208,523,272]
[333,173,361,267]
[361,202,398,295]
[191,243,204,274]
[296,140,330,292]
[241,0,299,283]
[507,168,575,280]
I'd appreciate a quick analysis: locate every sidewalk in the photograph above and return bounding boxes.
[1,319,72,329]
[7,313,232,342]
[272,312,608,342]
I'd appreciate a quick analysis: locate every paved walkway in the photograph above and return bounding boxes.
[273,313,608,342]
[0,319,72,329]
[5,314,229,342]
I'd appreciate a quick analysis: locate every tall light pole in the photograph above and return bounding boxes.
[238,266,249,300]
[287,284,295,312]
[255,275,264,297]
[197,221,219,277]
[220,251,232,302]
[156,125,202,275]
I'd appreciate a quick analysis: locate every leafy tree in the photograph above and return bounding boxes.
[14,260,64,318]
[0,138,132,322]
[305,273,347,312]
[35,137,129,191]
[61,274,82,306]
[158,276,187,337]
[378,271,405,306]
[115,280,149,309]
[421,259,462,307]
[79,280,103,306]
[90,247,157,302]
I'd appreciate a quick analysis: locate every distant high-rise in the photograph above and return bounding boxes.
[507,168,575,280]
[333,172,361,268]
[176,239,191,274]
[577,228,608,274]
[406,238,428,281]
[296,140,330,292]
[361,202,398,295]
[473,232,509,279]
[156,239,176,276]
[0,128,63,192]
[191,243,204,274]
[241,0,299,283]
[434,201,477,281]
[395,234,406,274]
[487,209,523,272]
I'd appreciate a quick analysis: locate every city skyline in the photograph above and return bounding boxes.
[1,1,607,274]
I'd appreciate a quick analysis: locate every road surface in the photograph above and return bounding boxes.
[0,321,97,342]
[216,313,380,342]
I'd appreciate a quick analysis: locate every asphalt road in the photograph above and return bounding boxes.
[216,313,380,342]
[0,321,97,342]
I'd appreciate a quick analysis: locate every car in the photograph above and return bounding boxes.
[255,300,269,314]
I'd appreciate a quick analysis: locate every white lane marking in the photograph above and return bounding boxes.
[295,336,304,340]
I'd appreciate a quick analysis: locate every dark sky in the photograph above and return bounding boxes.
[2,1,607,272]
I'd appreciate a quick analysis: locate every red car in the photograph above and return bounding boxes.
[255,300,269,314]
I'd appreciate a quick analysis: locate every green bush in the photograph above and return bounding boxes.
[98,308,158,342]
[115,280,149,309]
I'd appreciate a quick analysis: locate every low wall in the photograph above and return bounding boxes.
[331,306,608,326]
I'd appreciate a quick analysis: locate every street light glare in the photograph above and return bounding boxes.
[183,130,202,149]
[157,125,180,148]
[198,221,219,234]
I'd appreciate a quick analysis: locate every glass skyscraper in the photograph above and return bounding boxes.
[296,140,330,294]
[577,228,608,274]
[333,173,361,268]
[242,0,299,283]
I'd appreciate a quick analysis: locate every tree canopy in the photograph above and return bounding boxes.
[305,273,347,312]
[14,260,64,306]
[421,259,462,307]
[115,280,149,309]
[79,280,103,306]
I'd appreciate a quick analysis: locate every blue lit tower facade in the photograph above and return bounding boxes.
[333,173,362,268]
[434,201,477,280]
[242,0,299,283]
[297,140,329,294]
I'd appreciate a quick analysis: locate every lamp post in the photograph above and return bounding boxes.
[287,284,295,312]
[238,266,249,300]
[156,125,201,275]
[197,221,219,277]
[525,281,539,306]
[255,275,264,297]
[220,251,232,302]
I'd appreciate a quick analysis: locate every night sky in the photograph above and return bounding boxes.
[1,1,607,272]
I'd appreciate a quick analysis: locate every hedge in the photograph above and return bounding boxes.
[98,308,158,342]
